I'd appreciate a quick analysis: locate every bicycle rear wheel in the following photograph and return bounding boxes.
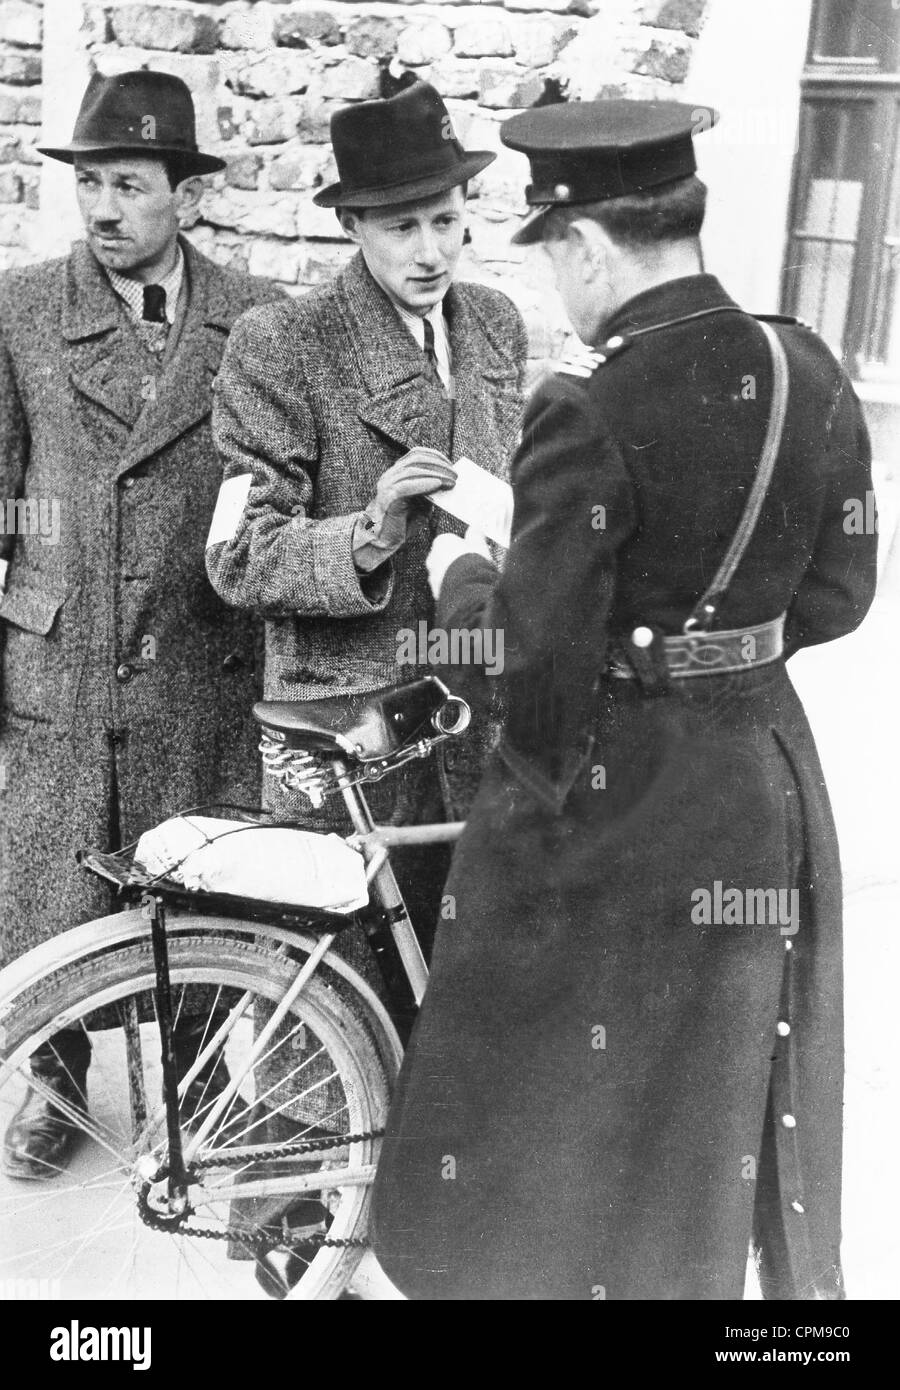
[0,911,399,1301]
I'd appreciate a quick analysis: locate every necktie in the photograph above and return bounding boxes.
[422,316,444,392]
[142,284,167,323]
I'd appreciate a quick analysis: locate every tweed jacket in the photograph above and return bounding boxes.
[207,250,528,818]
[0,237,282,960]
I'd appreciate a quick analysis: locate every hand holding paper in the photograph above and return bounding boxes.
[354,448,456,571]
[426,527,494,598]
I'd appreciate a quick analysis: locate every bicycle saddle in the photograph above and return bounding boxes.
[253,675,456,761]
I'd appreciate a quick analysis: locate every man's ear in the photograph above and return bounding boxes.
[175,176,204,221]
[569,216,614,283]
[338,208,364,244]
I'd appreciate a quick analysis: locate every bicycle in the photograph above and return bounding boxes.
[0,674,470,1301]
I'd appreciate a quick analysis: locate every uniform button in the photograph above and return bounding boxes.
[781,1113,797,1129]
[553,182,572,200]
[631,626,654,648]
[222,652,243,672]
[785,939,793,950]
[122,477,135,489]
[790,1199,805,1215]
[115,663,133,683]
[606,335,625,349]
[776,1021,791,1037]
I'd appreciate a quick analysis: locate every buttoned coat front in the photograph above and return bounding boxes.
[207,250,527,825]
[0,238,282,964]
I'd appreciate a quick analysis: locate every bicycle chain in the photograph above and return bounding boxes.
[192,1126,383,1170]
[137,1127,384,1253]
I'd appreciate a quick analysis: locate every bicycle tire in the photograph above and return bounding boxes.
[0,909,401,1301]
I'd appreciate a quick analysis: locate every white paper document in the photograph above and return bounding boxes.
[430,456,514,548]
[206,472,253,547]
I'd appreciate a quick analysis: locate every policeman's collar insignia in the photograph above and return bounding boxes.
[553,333,631,377]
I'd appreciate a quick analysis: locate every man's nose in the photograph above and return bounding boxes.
[91,187,121,224]
[414,227,441,266]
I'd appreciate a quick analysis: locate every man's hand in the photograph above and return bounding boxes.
[426,527,493,599]
[373,448,456,522]
[353,449,456,572]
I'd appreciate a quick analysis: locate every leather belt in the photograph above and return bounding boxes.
[607,613,785,680]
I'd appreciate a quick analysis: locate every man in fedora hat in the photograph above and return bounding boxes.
[205,86,526,1268]
[371,100,877,1299]
[207,77,527,963]
[0,70,282,1179]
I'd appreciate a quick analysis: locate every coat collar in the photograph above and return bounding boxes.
[61,235,234,341]
[599,274,741,342]
[340,251,520,457]
[122,238,235,469]
[63,237,235,464]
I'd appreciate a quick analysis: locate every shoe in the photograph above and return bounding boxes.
[2,1030,91,1182]
[253,1200,331,1299]
[226,1112,337,1278]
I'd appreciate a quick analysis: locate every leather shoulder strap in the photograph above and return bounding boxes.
[684,319,790,632]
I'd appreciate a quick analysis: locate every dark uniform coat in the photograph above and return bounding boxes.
[371,274,878,1300]
[0,238,282,966]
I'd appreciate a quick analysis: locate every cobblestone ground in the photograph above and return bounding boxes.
[1,548,898,1301]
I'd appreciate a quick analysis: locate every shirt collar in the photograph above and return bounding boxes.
[390,298,451,387]
[105,243,185,326]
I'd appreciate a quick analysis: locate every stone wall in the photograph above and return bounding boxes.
[0,1,42,259]
[0,0,712,354]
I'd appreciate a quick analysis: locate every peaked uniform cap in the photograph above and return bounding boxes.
[38,70,225,177]
[501,99,718,244]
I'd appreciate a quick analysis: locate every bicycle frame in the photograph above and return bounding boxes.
[146,751,465,1204]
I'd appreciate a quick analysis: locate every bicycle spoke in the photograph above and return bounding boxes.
[21,1073,132,1167]
[0,926,390,1299]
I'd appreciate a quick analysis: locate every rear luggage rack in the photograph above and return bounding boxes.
[77,847,362,935]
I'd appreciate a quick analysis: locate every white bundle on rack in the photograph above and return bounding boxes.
[134,815,368,913]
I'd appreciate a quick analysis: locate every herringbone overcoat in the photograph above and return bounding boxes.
[0,237,281,964]
[207,250,527,827]
[371,275,879,1300]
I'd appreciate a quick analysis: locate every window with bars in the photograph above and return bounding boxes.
[782,0,900,380]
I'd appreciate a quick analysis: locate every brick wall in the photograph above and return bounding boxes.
[0,0,711,353]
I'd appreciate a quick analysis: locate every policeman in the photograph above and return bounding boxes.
[371,101,878,1300]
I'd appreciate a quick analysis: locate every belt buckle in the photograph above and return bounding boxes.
[667,634,729,675]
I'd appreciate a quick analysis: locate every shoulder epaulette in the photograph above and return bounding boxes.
[553,333,631,377]
[753,312,812,329]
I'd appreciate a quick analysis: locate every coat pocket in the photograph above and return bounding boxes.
[0,583,65,636]
[0,581,74,724]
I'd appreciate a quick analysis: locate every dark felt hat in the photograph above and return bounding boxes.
[501,99,718,245]
[38,70,225,177]
[313,79,495,209]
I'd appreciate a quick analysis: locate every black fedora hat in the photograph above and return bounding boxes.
[313,79,495,209]
[38,70,225,177]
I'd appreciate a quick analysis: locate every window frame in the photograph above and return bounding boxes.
[781,1,900,380]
